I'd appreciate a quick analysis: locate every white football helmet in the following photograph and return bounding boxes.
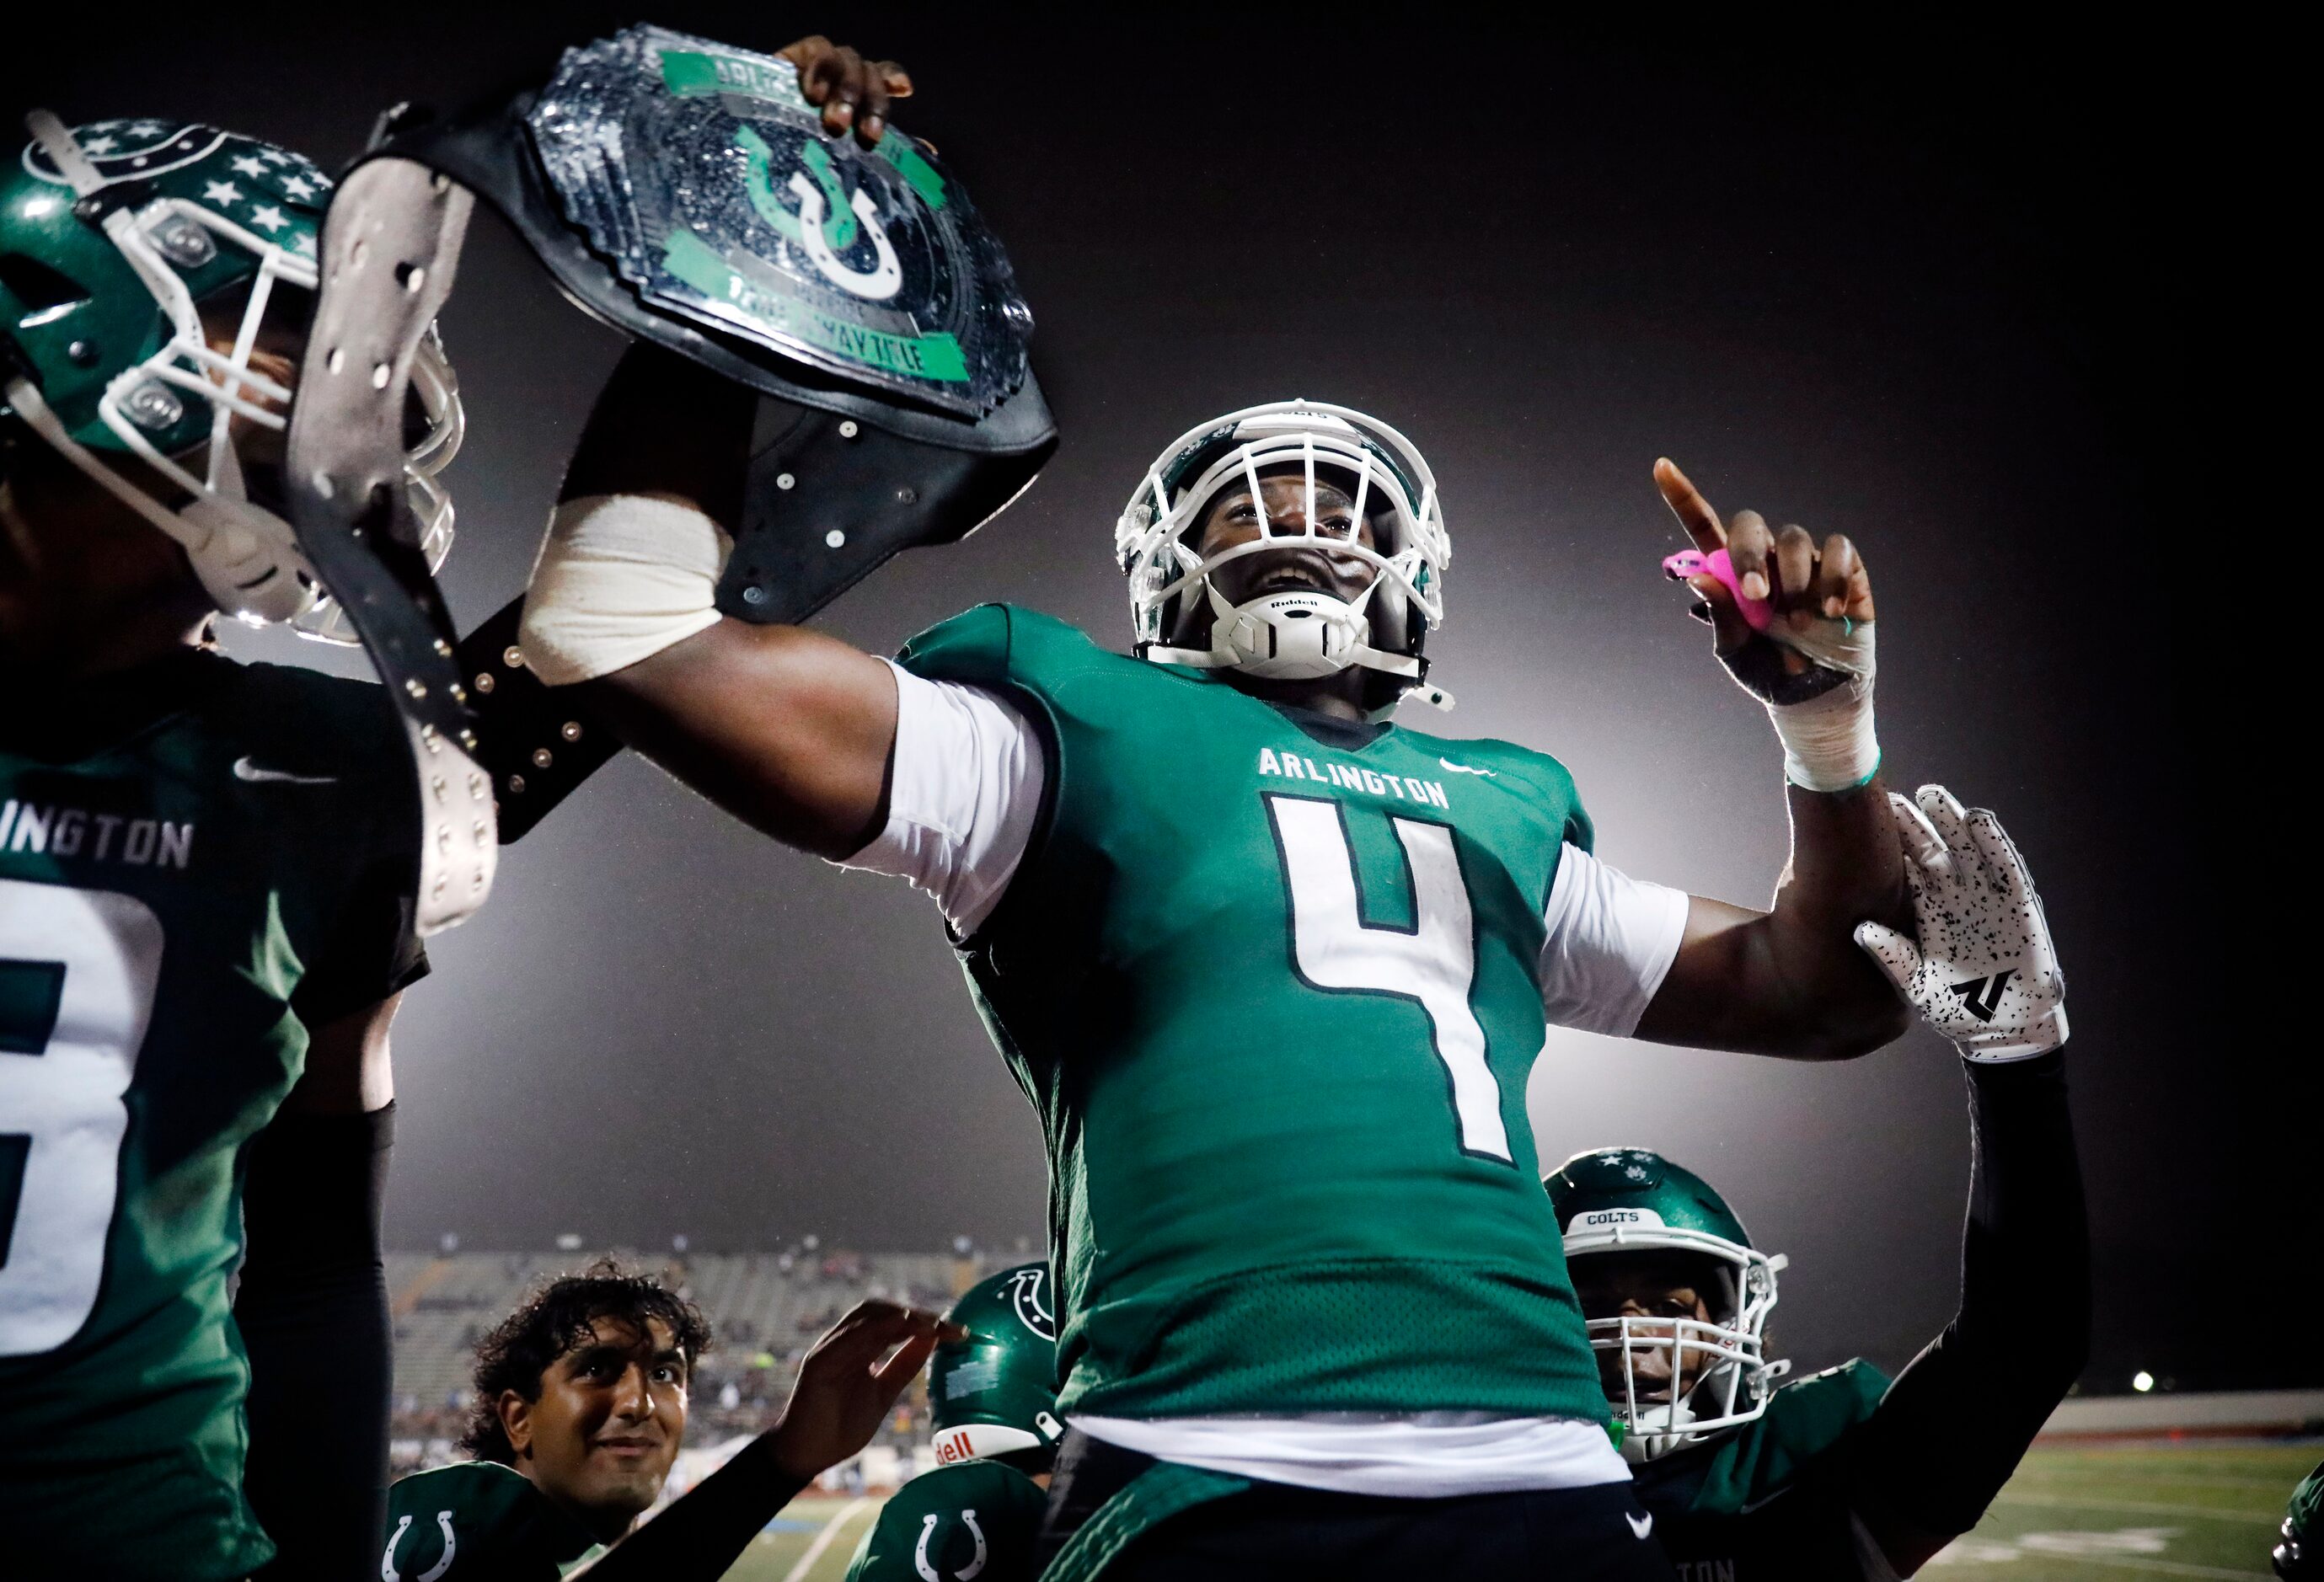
[1115,400,1451,708]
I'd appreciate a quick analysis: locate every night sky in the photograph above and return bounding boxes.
[10,13,2257,1392]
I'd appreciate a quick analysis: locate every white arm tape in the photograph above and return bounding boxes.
[1539,844,1691,1037]
[1770,675,1879,793]
[1766,619,1879,794]
[517,494,731,687]
[836,663,1047,937]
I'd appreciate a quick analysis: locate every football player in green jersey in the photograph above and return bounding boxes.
[846,1263,1063,1582]
[1550,786,2084,1579]
[512,35,1913,1560]
[384,1263,953,1581]
[1,109,462,1578]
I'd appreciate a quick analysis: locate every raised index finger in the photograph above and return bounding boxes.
[1653,457,1726,553]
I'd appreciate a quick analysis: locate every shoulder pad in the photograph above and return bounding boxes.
[846,1462,1045,1582]
[385,1462,594,1580]
[897,604,1114,690]
[1769,1359,1894,1434]
[221,663,417,794]
[1690,1358,1892,1517]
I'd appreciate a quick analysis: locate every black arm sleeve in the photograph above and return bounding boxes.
[579,1436,811,1582]
[1847,1050,2090,1538]
[238,1104,396,1582]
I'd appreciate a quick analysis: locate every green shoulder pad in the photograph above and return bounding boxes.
[2289,1458,2323,1540]
[1396,729,1593,852]
[384,1462,600,1581]
[844,1461,1047,1582]
[896,603,1124,692]
[897,602,1016,687]
[1690,1358,1893,1517]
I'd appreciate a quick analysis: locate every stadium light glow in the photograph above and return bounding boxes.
[2132,1371,2155,1392]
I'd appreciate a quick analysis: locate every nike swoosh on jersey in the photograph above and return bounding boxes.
[1438,758,1497,777]
[1627,1511,1654,1540]
[232,756,337,786]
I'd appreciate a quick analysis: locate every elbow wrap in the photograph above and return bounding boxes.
[518,494,731,686]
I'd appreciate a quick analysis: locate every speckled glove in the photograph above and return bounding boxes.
[1854,785,2068,1061]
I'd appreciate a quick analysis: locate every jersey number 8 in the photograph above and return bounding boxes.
[0,879,161,1356]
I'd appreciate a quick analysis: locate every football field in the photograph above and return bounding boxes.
[718,1494,879,1582]
[716,1442,2317,1581]
[1921,1440,2312,1579]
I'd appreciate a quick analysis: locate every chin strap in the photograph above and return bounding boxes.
[16,111,318,626]
[3,373,304,619]
[1143,582,1454,709]
[1143,637,1425,678]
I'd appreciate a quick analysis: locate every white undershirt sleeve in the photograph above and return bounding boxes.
[834,661,1046,937]
[1538,843,1691,1037]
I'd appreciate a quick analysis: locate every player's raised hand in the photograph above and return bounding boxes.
[1854,787,2068,1061]
[1653,457,1875,706]
[780,35,913,146]
[765,1300,966,1482]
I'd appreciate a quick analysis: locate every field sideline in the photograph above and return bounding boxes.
[714,1441,2317,1581]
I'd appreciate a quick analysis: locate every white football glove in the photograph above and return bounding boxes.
[1853,785,2068,1061]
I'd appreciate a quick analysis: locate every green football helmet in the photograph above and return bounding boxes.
[0,111,459,636]
[928,1263,1063,1472]
[1545,1146,1791,1462]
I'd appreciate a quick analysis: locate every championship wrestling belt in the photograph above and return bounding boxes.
[286,24,1055,895]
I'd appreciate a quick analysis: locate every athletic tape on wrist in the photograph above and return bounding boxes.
[518,494,731,687]
[1771,612,1877,792]
[1773,676,1879,792]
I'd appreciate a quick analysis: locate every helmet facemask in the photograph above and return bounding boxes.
[4,113,461,641]
[1566,1227,1791,1463]
[1116,401,1451,710]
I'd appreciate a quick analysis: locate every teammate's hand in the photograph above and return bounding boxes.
[779,35,913,146]
[1853,786,2068,1061]
[765,1300,965,1483]
[1654,458,1876,704]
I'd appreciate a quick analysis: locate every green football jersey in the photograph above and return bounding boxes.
[844,1461,1047,1582]
[897,604,1604,1421]
[1631,1358,1896,1580]
[384,1462,604,1580]
[0,649,425,1579]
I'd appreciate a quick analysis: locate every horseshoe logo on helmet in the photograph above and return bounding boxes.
[1004,1266,1056,1341]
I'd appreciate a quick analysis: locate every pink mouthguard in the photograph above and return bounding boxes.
[1662,548,1774,632]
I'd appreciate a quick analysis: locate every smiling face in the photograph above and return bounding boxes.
[1192,468,1381,604]
[1570,1251,1726,1403]
[498,1314,691,1542]
[1162,464,1404,719]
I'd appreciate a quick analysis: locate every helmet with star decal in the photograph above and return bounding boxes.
[0,113,459,637]
[1546,1146,1792,1462]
